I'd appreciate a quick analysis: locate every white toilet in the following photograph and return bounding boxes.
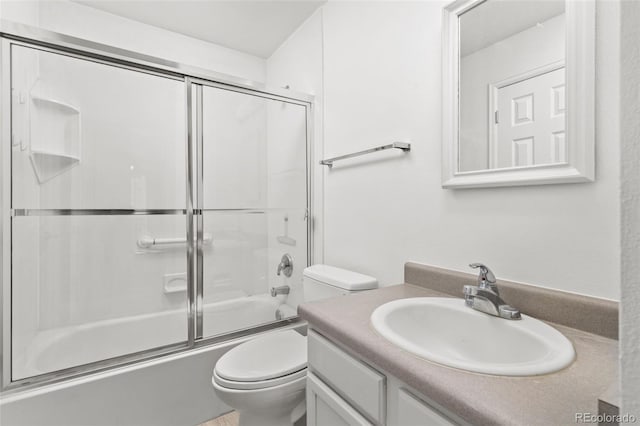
[212,264,378,426]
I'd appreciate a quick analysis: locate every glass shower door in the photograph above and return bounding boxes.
[198,85,309,339]
[10,45,189,380]
[5,40,313,387]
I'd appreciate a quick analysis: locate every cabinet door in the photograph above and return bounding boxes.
[307,373,373,426]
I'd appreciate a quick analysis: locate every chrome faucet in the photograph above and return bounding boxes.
[277,253,293,277]
[463,263,521,320]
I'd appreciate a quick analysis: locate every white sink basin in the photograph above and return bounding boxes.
[370,297,575,376]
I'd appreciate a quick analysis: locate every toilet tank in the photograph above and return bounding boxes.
[303,264,378,302]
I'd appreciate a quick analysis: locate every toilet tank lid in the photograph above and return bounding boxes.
[303,264,378,290]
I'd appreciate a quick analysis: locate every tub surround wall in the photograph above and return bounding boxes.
[265,9,325,309]
[405,262,618,339]
[263,96,311,311]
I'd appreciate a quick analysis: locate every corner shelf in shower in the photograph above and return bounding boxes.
[29,92,81,184]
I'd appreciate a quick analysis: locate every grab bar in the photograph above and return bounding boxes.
[319,142,411,168]
[137,233,213,249]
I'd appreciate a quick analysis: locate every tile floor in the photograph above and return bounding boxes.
[199,411,239,426]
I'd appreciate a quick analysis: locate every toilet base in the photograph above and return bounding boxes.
[212,372,306,426]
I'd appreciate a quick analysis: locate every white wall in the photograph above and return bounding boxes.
[620,0,640,416]
[0,0,266,82]
[0,0,38,26]
[281,1,618,300]
[459,13,565,172]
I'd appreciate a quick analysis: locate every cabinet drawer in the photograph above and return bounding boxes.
[308,330,385,424]
[397,389,456,426]
[307,373,373,426]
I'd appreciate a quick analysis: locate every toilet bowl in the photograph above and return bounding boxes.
[212,265,378,426]
[212,329,307,426]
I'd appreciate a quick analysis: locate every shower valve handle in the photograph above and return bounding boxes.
[277,254,293,277]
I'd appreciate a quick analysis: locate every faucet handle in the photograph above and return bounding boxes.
[469,263,497,292]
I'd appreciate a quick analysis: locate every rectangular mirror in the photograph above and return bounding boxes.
[442,0,595,188]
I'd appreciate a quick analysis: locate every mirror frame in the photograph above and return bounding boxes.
[441,0,595,189]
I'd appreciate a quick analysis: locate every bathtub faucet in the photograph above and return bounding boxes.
[270,285,290,297]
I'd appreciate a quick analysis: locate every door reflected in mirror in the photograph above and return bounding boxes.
[458,0,566,172]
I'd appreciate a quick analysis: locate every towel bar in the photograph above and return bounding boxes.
[320,142,410,168]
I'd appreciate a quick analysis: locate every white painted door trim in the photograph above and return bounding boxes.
[488,60,565,169]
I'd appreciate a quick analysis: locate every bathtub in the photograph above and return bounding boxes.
[2,295,301,426]
[14,293,285,379]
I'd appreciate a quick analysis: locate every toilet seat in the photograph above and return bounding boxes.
[213,367,307,390]
[214,330,307,390]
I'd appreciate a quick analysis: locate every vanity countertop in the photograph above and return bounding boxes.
[298,283,619,426]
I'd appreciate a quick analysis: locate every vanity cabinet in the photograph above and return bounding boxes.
[307,329,460,426]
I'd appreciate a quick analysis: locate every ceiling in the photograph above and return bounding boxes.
[460,0,565,57]
[73,0,325,58]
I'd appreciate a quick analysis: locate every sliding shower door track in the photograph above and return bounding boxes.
[10,209,187,216]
